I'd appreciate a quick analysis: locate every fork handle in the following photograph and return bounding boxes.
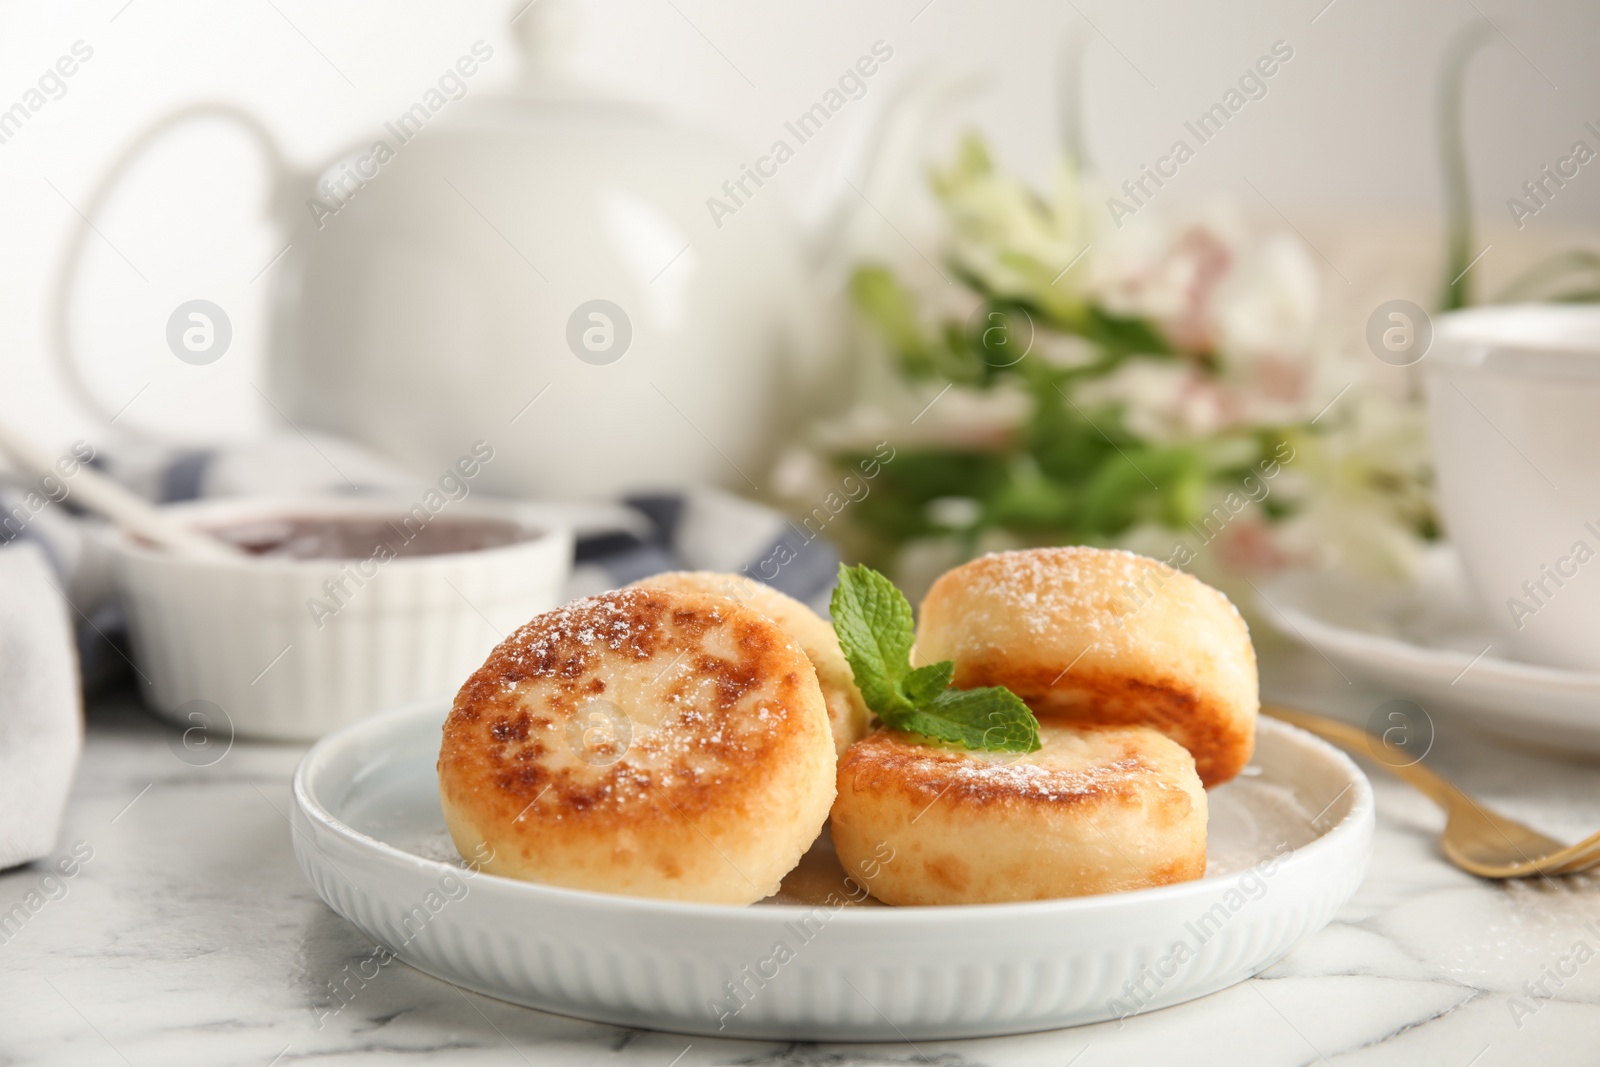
[1261,704,1468,811]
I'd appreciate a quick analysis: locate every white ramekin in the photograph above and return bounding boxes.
[111,496,572,741]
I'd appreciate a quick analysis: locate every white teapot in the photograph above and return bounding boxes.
[54,5,943,498]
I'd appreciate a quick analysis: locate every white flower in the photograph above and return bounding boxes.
[1078,359,1204,440]
[1211,235,1320,368]
[1081,356,1309,442]
[932,140,1095,310]
[1089,205,1246,351]
[1280,391,1436,579]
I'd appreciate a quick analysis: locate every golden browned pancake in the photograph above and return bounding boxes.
[915,546,1258,787]
[437,588,835,905]
[630,571,869,756]
[830,723,1207,904]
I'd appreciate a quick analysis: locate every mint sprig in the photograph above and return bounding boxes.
[830,564,1041,753]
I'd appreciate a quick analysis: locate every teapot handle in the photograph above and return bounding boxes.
[50,104,292,435]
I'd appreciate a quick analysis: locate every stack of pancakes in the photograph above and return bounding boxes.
[437,546,1258,906]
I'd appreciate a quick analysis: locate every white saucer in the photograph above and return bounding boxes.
[1254,548,1600,755]
[290,703,1372,1040]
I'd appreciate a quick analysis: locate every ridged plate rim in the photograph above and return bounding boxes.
[292,703,1372,923]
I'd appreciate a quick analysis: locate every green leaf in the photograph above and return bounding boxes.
[874,449,1011,504]
[1494,249,1600,305]
[985,469,1077,532]
[830,564,1042,753]
[1080,306,1173,357]
[903,661,955,704]
[850,265,929,367]
[1436,22,1495,310]
[900,686,1041,753]
[830,564,915,716]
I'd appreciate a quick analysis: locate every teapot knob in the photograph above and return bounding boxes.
[513,0,581,85]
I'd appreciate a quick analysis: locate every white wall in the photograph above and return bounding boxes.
[1,0,1595,452]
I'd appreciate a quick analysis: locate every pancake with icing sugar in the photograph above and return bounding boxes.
[831,722,1208,904]
[438,587,835,904]
[630,570,870,757]
[915,546,1258,787]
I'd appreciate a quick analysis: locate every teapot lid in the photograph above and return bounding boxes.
[458,0,653,120]
[510,0,581,94]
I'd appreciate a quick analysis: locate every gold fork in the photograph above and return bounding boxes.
[1263,704,1600,878]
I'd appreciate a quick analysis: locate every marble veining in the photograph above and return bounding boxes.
[1,649,1597,1066]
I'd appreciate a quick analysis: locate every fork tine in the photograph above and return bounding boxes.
[1463,824,1600,877]
[1544,832,1600,875]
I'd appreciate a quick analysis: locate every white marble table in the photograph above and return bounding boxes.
[3,647,1598,1066]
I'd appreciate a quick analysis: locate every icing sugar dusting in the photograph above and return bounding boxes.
[963,547,1177,635]
[885,728,1159,803]
[459,587,809,815]
[926,547,1247,663]
[944,751,1148,800]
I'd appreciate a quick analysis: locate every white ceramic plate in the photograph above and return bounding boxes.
[290,703,1373,1040]
[1255,549,1600,755]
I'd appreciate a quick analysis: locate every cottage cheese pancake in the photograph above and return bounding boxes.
[831,722,1207,905]
[631,571,869,756]
[438,588,835,904]
[915,547,1258,787]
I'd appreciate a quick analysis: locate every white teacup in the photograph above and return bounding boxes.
[1425,305,1600,671]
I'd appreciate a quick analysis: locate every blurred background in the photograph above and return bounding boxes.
[5,0,1597,444]
[4,0,1600,720]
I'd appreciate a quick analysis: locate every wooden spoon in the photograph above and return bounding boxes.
[0,422,241,561]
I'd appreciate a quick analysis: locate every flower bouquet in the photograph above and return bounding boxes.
[778,133,1437,598]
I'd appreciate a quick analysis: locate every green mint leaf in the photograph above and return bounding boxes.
[902,661,954,705]
[830,564,1043,753]
[902,686,1042,753]
[830,563,916,717]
